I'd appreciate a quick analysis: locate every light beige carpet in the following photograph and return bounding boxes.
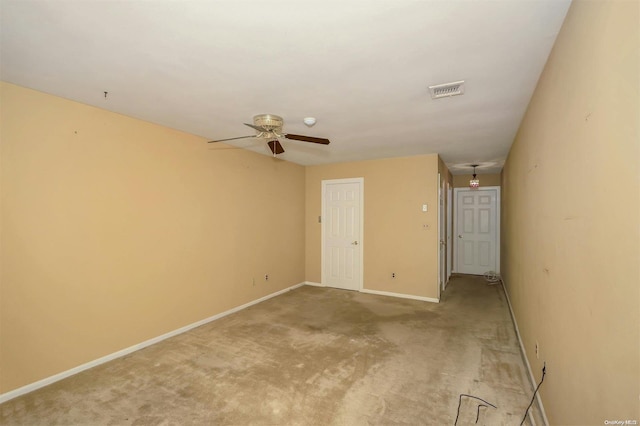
[1,275,538,425]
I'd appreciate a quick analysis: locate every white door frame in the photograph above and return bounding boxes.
[321,177,364,290]
[446,182,453,284]
[438,173,446,295]
[453,186,501,274]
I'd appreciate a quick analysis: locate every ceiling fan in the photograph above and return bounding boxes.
[207,114,330,156]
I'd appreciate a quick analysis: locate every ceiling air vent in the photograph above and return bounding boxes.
[429,80,465,99]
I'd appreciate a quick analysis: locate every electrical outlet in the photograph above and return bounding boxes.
[535,341,539,359]
[392,272,396,278]
[265,274,269,281]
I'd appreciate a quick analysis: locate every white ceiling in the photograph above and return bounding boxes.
[0,0,571,174]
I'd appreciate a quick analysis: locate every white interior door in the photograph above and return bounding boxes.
[322,178,363,291]
[455,187,500,275]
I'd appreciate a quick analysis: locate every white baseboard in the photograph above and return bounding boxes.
[501,278,549,426]
[304,283,438,303]
[360,288,439,303]
[0,281,306,404]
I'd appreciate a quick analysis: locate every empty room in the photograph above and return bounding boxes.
[0,0,638,425]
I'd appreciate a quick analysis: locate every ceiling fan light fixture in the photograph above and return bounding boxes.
[253,114,284,134]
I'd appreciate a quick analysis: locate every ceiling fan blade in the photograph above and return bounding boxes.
[244,123,268,132]
[267,140,285,155]
[207,135,255,143]
[284,134,330,145]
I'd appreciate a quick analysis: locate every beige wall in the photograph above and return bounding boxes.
[452,173,501,188]
[305,155,440,299]
[501,1,639,424]
[0,83,306,393]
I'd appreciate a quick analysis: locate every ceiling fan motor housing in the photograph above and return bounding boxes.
[254,114,283,136]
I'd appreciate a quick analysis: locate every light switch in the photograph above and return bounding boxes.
[422,204,428,212]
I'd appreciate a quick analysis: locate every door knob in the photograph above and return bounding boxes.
[352,241,359,245]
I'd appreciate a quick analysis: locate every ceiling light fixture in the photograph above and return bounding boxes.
[303,117,316,127]
[470,164,480,189]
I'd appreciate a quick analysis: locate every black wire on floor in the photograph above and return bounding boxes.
[454,394,497,425]
[475,404,488,423]
[520,363,546,425]
[454,364,546,425]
